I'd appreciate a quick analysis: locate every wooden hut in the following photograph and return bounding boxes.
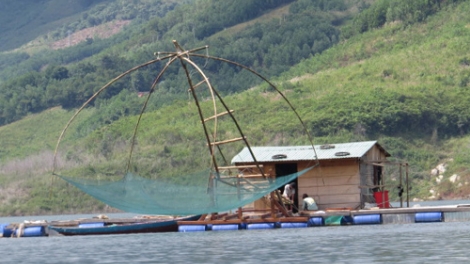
[231,140,408,211]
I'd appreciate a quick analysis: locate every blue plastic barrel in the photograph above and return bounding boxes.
[0,223,8,234]
[22,226,46,237]
[341,216,354,225]
[1,223,12,237]
[13,226,46,237]
[246,223,277,230]
[308,217,324,226]
[280,222,308,228]
[78,222,105,228]
[353,214,382,225]
[178,225,207,232]
[415,212,443,223]
[212,224,240,231]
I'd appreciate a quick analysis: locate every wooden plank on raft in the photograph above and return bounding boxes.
[244,216,309,223]
[321,202,359,210]
[178,219,243,225]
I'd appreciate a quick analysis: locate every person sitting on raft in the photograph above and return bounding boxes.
[302,193,318,211]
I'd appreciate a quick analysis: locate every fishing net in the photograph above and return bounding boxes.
[53,41,318,215]
[55,167,312,215]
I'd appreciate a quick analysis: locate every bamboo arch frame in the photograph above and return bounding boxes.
[52,40,319,196]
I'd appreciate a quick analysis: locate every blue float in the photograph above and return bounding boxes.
[13,226,46,237]
[178,225,207,232]
[246,223,277,230]
[1,223,12,237]
[341,216,354,225]
[353,214,382,225]
[78,222,105,228]
[280,222,308,228]
[22,226,46,237]
[308,217,324,226]
[212,224,240,231]
[415,212,443,223]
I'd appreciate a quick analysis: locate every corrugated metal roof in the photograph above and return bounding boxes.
[231,140,387,163]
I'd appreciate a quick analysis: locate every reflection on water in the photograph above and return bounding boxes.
[1,200,470,263]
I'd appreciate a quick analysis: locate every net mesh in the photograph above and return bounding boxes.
[55,167,312,215]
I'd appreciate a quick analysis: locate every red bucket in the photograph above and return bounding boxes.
[373,191,390,208]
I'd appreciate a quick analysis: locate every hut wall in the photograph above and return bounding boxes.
[248,145,390,211]
[298,159,361,210]
[360,145,388,205]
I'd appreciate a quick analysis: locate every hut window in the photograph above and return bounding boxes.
[272,154,287,159]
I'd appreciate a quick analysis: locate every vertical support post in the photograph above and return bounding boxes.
[399,163,403,208]
[270,192,276,218]
[237,173,241,200]
[237,207,243,220]
[405,163,409,207]
[209,172,216,207]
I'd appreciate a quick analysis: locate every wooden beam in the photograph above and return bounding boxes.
[237,174,266,178]
[193,80,206,89]
[203,110,234,122]
[198,214,207,221]
[218,165,263,170]
[210,137,245,146]
[272,192,291,217]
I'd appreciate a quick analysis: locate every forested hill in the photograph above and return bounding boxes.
[0,0,182,52]
[0,0,347,126]
[1,0,470,215]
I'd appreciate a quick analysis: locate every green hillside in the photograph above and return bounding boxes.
[1,0,470,216]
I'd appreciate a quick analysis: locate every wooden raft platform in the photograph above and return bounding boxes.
[4,216,177,229]
[4,204,470,237]
[176,204,470,231]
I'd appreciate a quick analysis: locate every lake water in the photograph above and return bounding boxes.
[2,200,470,263]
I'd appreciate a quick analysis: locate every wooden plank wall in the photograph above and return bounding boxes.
[248,145,389,211]
[298,159,361,210]
[361,145,388,203]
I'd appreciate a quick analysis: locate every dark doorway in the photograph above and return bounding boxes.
[275,163,298,213]
[373,165,383,192]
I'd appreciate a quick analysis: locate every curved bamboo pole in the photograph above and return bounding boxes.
[53,55,173,172]
[190,53,319,167]
[53,41,319,182]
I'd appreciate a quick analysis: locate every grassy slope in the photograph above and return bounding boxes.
[0,107,72,161]
[2,2,470,215]
[0,107,104,216]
